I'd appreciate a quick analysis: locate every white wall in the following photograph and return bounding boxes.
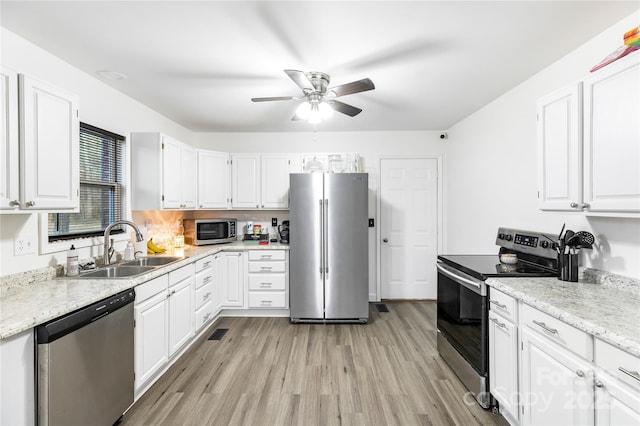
[445,11,640,279]
[0,27,192,275]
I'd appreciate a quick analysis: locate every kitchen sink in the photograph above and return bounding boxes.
[78,265,156,279]
[122,256,183,267]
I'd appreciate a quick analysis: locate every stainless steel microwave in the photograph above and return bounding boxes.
[183,219,237,245]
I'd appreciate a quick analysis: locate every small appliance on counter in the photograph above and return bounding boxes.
[183,218,237,245]
[278,220,290,244]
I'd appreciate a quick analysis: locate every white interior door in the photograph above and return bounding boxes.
[380,158,438,299]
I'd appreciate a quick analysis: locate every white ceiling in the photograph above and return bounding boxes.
[1,1,637,133]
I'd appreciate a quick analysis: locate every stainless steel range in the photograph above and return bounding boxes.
[436,227,558,408]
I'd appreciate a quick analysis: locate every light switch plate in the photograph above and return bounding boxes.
[272,218,277,226]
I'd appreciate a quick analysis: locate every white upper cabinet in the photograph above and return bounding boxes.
[197,150,230,209]
[537,82,583,211]
[2,73,79,212]
[0,65,19,211]
[583,53,640,213]
[231,153,261,209]
[261,154,299,209]
[537,53,640,215]
[131,132,196,210]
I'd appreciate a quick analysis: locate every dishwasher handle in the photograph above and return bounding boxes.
[36,289,135,344]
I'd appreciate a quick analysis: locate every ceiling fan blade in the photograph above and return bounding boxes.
[284,69,315,92]
[327,100,362,117]
[251,96,294,102]
[328,78,375,97]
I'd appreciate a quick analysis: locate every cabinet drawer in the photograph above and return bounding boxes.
[522,303,593,360]
[248,274,286,291]
[595,339,640,391]
[248,250,285,261]
[169,263,194,286]
[195,301,214,331]
[135,274,169,303]
[248,261,286,273]
[195,270,213,289]
[248,292,287,308]
[194,255,214,273]
[194,281,213,310]
[489,288,517,323]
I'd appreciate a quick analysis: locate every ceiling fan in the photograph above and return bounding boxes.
[251,69,375,123]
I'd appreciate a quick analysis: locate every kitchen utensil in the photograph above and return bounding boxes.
[565,231,595,248]
[558,223,566,241]
[562,230,574,253]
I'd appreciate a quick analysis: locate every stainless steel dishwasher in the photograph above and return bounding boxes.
[36,289,135,426]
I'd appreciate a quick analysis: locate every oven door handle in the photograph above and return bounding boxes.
[437,262,486,296]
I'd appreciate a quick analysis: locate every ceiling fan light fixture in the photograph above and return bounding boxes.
[319,101,333,119]
[296,101,311,120]
[308,103,322,124]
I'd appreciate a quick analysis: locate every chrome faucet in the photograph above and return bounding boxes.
[103,220,144,266]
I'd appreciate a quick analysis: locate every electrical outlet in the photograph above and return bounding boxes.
[14,233,36,256]
[272,218,278,227]
[368,218,375,228]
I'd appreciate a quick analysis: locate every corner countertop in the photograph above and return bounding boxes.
[0,242,289,340]
[486,276,640,357]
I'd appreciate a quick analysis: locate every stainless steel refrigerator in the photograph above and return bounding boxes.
[289,173,369,323]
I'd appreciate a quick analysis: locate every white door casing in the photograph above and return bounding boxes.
[379,158,440,300]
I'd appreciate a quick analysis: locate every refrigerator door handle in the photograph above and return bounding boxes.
[324,198,329,274]
[319,199,324,276]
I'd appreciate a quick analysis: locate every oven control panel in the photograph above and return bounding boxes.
[496,227,557,259]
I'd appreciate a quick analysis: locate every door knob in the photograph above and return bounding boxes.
[383,238,388,243]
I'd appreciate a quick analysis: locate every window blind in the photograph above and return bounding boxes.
[48,123,126,241]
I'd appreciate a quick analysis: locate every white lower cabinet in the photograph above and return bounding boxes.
[490,295,640,426]
[520,326,594,425]
[168,265,194,355]
[489,289,519,425]
[194,255,216,332]
[246,250,288,309]
[593,339,640,425]
[134,263,194,396]
[134,274,169,393]
[217,251,245,307]
[0,329,35,426]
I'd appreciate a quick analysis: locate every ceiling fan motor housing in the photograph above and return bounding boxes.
[306,71,330,95]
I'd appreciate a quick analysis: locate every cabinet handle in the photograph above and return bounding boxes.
[595,381,604,388]
[203,292,211,300]
[260,266,272,271]
[533,320,558,335]
[256,204,259,208]
[261,255,272,259]
[618,367,640,382]
[576,370,585,378]
[570,202,579,208]
[490,300,507,309]
[203,261,211,268]
[9,200,20,207]
[25,201,35,207]
[259,282,272,287]
[261,300,273,304]
[203,276,212,284]
[490,317,507,329]
[581,203,590,209]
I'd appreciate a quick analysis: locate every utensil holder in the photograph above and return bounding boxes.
[558,253,579,282]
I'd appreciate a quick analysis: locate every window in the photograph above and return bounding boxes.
[48,123,126,241]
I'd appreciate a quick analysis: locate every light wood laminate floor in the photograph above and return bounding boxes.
[122,302,508,426]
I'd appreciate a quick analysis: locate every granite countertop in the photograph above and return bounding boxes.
[486,275,640,357]
[0,242,289,340]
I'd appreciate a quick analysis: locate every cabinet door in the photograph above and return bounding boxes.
[19,74,79,211]
[521,328,594,426]
[213,254,223,313]
[536,82,583,211]
[181,144,197,209]
[261,154,295,209]
[584,54,640,213]
[161,135,182,209]
[197,150,230,209]
[488,311,519,424]
[0,66,19,211]
[168,277,194,356]
[221,252,245,307]
[231,154,260,209]
[134,292,168,390]
[595,372,640,426]
[0,330,35,426]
